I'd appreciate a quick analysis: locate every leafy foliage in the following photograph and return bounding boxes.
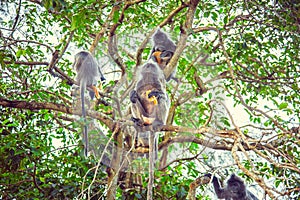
[0,0,299,199]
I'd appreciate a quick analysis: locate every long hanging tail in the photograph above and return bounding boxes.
[80,79,88,157]
[147,130,156,200]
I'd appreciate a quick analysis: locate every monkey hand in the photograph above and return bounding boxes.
[204,173,212,179]
[130,90,139,103]
[204,173,218,182]
[152,50,173,66]
[145,90,158,105]
[131,117,144,127]
[147,91,165,104]
[160,50,173,60]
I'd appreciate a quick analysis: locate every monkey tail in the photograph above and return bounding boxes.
[147,130,155,200]
[80,79,88,157]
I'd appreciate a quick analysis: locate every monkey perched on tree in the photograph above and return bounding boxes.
[150,28,177,82]
[130,60,170,199]
[205,173,259,200]
[73,51,105,157]
[130,60,170,128]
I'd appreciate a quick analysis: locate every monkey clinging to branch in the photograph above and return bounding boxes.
[130,60,170,200]
[150,28,177,81]
[73,51,105,157]
[205,173,259,200]
[130,60,170,129]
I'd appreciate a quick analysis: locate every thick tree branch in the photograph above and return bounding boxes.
[165,0,200,80]
[0,98,113,130]
[4,61,49,65]
[187,175,210,200]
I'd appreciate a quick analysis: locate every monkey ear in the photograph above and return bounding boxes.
[230,174,237,179]
[156,27,162,33]
[153,28,167,41]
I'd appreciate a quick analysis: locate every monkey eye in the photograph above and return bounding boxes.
[230,182,240,189]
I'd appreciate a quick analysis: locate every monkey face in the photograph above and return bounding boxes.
[228,181,241,192]
[227,174,247,197]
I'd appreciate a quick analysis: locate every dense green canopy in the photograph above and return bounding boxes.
[0,0,299,199]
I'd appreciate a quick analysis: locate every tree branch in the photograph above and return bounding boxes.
[165,0,200,80]
[0,97,113,130]
[135,3,188,67]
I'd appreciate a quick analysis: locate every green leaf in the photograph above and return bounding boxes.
[16,49,23,58]
[113,10,120,23]
[278,102,288,110]
[204,11,209,18]
[71,13,84,31]
[224,15,228,24]
[211,12,218,21]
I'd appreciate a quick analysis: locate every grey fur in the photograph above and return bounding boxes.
[150,28,177,81]
[207,173,259,200]
[130,60,170,159]
[130,60,170,127]
[73,51,104,157]
[130,60,170,199]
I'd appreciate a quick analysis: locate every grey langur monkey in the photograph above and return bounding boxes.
[205,173,259,200]
[73,51,105,157]
[130,60,170,199]
[130,59,170,156]
[130,60,170,128]
[150,28,177,82]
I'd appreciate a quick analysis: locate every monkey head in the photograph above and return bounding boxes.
[150,28,176,71]
[136,60,166,93]
[227,174,247,198]
[73,51,105,86]
[152,28,176,53]
[130,60,169,127]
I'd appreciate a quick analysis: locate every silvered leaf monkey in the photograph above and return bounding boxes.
[205,173,259,200]
[73,51,105,157]
[150,28,177,81]
[130,60,170,128]
[129,60,170,157]
[130,60,170,199]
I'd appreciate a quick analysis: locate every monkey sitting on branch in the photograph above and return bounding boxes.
[130,60,170,129]
[130,60,170,200]
[205,173,259,200]
[150,28,177,82]
[73,51,105,157]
